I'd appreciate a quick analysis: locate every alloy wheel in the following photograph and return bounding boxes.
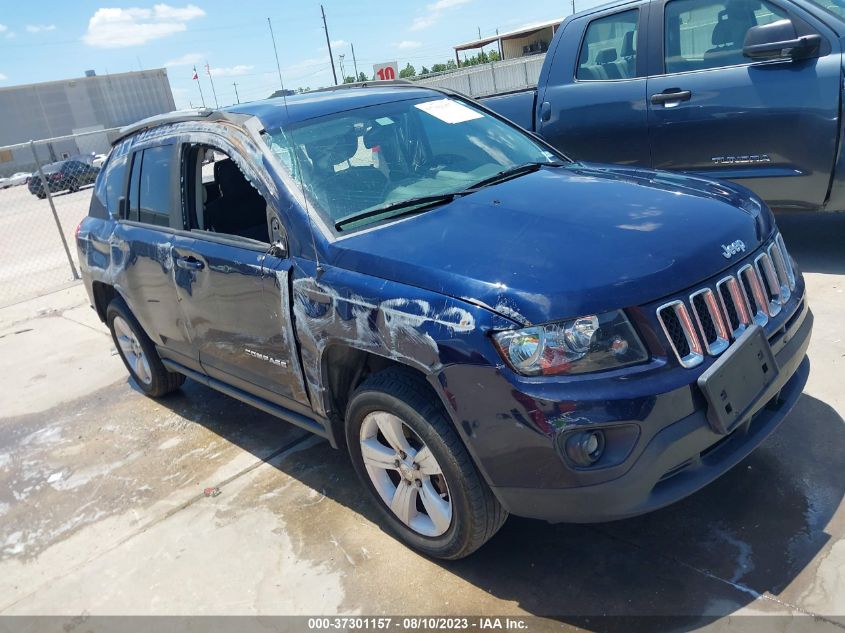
[113,315,152,385]
[359,411,453,537]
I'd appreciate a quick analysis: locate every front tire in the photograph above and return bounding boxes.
[106,297,185,397]
[346,367,507,559]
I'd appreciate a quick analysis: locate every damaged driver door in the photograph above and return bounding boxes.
[173,142,309,408]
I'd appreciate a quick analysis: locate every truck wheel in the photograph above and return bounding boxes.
[345,367,507,559]
[106,297,185,397]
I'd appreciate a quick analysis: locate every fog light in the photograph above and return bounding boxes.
[565,430,605,467]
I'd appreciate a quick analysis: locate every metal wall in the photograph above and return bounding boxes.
[415,55,546,98]
[0,70,175,175]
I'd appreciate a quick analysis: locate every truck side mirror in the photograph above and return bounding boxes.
[743,19,821,61]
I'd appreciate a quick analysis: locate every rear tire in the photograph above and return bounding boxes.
[346,366,507,559]
[106,297,185,397]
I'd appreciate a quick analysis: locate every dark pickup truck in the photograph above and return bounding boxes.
[483,0,845,212]
[78,83,811,559]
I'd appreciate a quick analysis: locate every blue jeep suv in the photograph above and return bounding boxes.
[77,83,812,559]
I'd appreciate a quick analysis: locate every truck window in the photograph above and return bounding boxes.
[664,0,787,73]
[127,145,173,227]
[576,9,639,81]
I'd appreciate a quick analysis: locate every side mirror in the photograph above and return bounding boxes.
[743,19,821,61]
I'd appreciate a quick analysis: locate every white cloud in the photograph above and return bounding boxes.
[411,0,471,30]
[208,64,253,77]
[0,73,7,80]
[410,15,438,31]
[429,0,471,9]
[396,40,422,50]
[83,4,205,48]
[26,24,56,33]
[0,24,7,33]
[164,52,202,66]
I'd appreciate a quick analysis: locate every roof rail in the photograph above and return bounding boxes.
[307,79,417,94]
[114,108,218,143]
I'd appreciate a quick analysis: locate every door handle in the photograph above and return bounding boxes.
[651,89,692,105]
[540,101,551,122]
[176,256,204,271]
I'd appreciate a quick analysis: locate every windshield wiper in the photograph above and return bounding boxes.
[334,193,466,230]
[463,161,563,192]
[333,161,565,231]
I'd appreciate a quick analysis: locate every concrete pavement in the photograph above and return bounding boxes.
[0,213,843,629]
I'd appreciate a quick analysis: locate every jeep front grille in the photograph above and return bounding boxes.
[656,233,796,368]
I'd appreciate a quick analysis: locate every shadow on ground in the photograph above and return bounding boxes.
[150,381,844,629]
[777,211,845,275]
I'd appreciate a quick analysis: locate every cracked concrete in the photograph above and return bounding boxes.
[0,213,843,628]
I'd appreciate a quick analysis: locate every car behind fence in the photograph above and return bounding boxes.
[0,127,121,307]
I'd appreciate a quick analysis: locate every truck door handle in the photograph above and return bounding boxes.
[176,256,204,271]
[540,101,551,122]
[651,89,692,106]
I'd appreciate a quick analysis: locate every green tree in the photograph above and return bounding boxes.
[420,66,430,75]
[399,63,416,78]
[343,75,356,84]
[358,71,368,82]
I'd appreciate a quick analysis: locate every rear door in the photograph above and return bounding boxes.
[114,143,199,369]
[537,3,651,165]
[171,141,309,407]
[646,0,841,210]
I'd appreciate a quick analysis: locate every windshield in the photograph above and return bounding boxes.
[262,96,564,232]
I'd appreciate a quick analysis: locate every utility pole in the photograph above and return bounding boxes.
[338,53,346,81]
[321,4,338,85]
[267,17,285,91]
[496,28,502,59]
[205,61,219,108]
[572,0,576,13]
[351,43,359,79]
[233,82,240,104]
[477,26,481,39]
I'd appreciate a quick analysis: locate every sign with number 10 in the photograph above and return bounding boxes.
[373,62,399,81]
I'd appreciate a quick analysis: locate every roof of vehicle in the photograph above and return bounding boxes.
[114,82,447,145]
[225,83,444,129]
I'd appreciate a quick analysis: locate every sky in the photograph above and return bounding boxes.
[0,0,605,110]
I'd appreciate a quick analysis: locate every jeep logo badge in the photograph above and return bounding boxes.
[721,240,747,259]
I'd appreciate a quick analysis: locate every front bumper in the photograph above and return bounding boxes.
[491,303,812,523]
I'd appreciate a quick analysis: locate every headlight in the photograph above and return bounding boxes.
[492,310,648,376]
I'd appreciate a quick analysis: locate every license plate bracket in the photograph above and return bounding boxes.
[697,324,780,434]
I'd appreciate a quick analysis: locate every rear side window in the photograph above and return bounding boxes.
[127,145,174,227]
[93,148,129,218]
[664,0,787,73]
[576,9,639,80]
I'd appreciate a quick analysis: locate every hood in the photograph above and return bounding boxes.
[329,163,775,325]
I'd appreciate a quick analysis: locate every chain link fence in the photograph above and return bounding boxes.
[0,127,122,307]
